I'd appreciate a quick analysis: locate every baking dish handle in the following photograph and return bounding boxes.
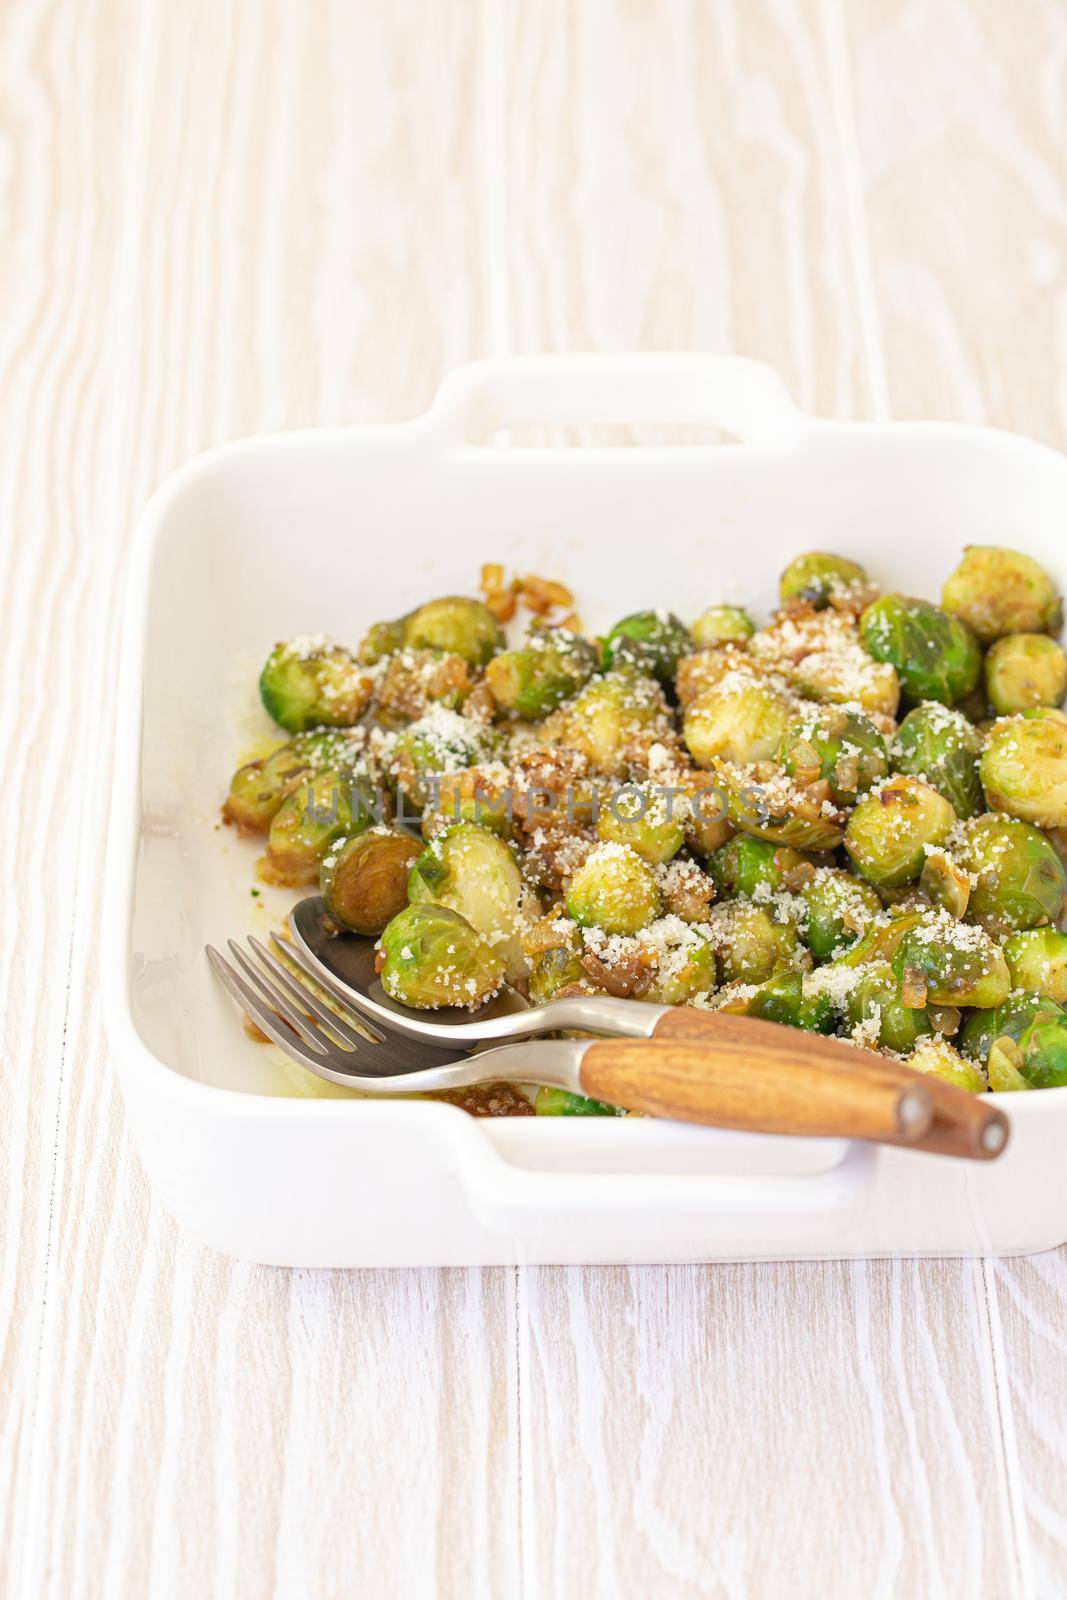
[459,1136,878,1248]
[423,353,805,447]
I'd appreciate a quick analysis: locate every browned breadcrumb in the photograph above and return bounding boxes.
[435,1082,535,1117]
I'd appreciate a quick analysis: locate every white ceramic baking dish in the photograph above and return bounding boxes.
[103,353,1067,1265]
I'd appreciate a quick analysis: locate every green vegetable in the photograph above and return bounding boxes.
[892,917,1011,1009]
[377,903,505,1010]
[1003,928,1067,1002]
[601,609,692,684]
[321,828,422,936]
[908,1036,987,1094]
[844,775,957,888]
[565,843,662,935]
[986,1038,1036,1092]
[845,961,933,1054]
[713,902,806,986]
[779,552,869,609]
[535,1088,623,1116]
[892,702,984,820]
[402,597,506,666]
[799,869,883,961]
[722,969,834,1032]
[259,638,372,732]
[390,710,497,806]
[689,605,755,647]
[712,761,846,851]
[683,677,793,768]
[358,615,411,665]
[952,813,1067,935]
[408,823,526,980]
[709,836,810,900]
[860,594,981,705]
[984,633,1067,717]
[779,706,888,807]
[224,728,365,832]
[641,924,718,1005]
[527,935,588,1006]
[958,993,1065,1063]
[980,714,1067,827]
[596,783,685,865]
[1017,1014,1067,1088]
[941,545,1062,642]
[541,668,671,777]
[262,769,364,886]
[485,626,597,718]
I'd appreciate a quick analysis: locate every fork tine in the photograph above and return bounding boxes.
[269,930,380,1021]
[247,935,383,1048]
[206,946,330,1065]
[226,939,342,1053]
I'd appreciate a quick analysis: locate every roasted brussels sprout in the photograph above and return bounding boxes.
[683,676,793,768]
[690,605,755,647]
[908,1036,987,1094]
[844,775,956,888]
[952,813,1067,934]
[798,868,883,961]
[541,668,671,777]
[261,770,364,887]
[224,728,366,833]
[709,836,811,900]
[402,597,505,666]
[602,610,692,684]
[860,594,981,706]
[845,961,933,1054]
[377,903,505,1010]
[918,848,972,918]
[259,638,373,732]
[779,552,869,609]
[986,1038,1036,1092]
[321,828,422,936]
[640,922,718,1005]
[564,843,662,935]
[710,902,806,986]
[358,615,410,665]
[596,783,685,865]
[373,650,472,721]
[390,709,497,806]
[712,761,847,851]
[984,633,1067,717]
[535,1088,623,1116]
[779,706,888,807]
[980,713,1067,827]
[891,915,1011,1009]
[1003,928,1067,1002]
[892,702,984,820]
[941,545,1062,642]
[485,626,597,719]
[420,767,514,840]
[1015,1013,1067,1088]
[408,822,526,980]
[525,923,589,1005]
[719,968,834,1032]
[958,992,1065,1064]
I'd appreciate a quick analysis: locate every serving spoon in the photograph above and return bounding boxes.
[281,897,1009,1159]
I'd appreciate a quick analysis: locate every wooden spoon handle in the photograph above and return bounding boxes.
[645,1008,1009,1161]
[580,1037,933,1145]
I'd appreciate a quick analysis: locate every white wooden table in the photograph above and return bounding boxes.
[4,2,1067,1594]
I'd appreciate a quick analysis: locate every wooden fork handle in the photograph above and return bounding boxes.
[632,1009,1009,1161]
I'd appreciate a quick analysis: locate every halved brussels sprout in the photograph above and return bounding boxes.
[918,848,971,918]
[535,1088,623,1116]
[798,868,883,961]
[986,1037,1036,1092]
[321,828,422,936]
[402,597,506,666]
[683,677,793,768]
[1016,1013,1067,1088]
[718,969,834,1033]
[640,922,718,1005]
[564,843,662,935]
[941,545,1062,642]
[980,713,1067,827]
[779,706,888,807]
[958,992,1066,1064]
[1003,928,1067,1002]
[261,769,364,886]
[680,771,736,858]
[525,923,589,1005]
[710,902,806,986]
[860,594,981,706]
[690,605,755,647]
[408,822,526,981]
[908,1036,987,1094]
[984,633,1067,717]
[259,638,373,732]
[358,615,410,665]
[421,767,514,841]
[892,702,984,820]
[837,908,925,970]
[485,626,598,719]
[541,669,672,777]
[952,812,1067,934]
[390,709,498,806]
[844,776,957,888]
[779,552,870,609]
[712,761,847,851]
[224,728,366,833]
[845,960,933,1053]
[596,783,685,865]
[891,915,1011,1009]
[709,836,812,900]
[377,903,505,1010]
[602,610,693,684]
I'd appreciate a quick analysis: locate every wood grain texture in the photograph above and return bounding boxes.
[2,0,1065,1596]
